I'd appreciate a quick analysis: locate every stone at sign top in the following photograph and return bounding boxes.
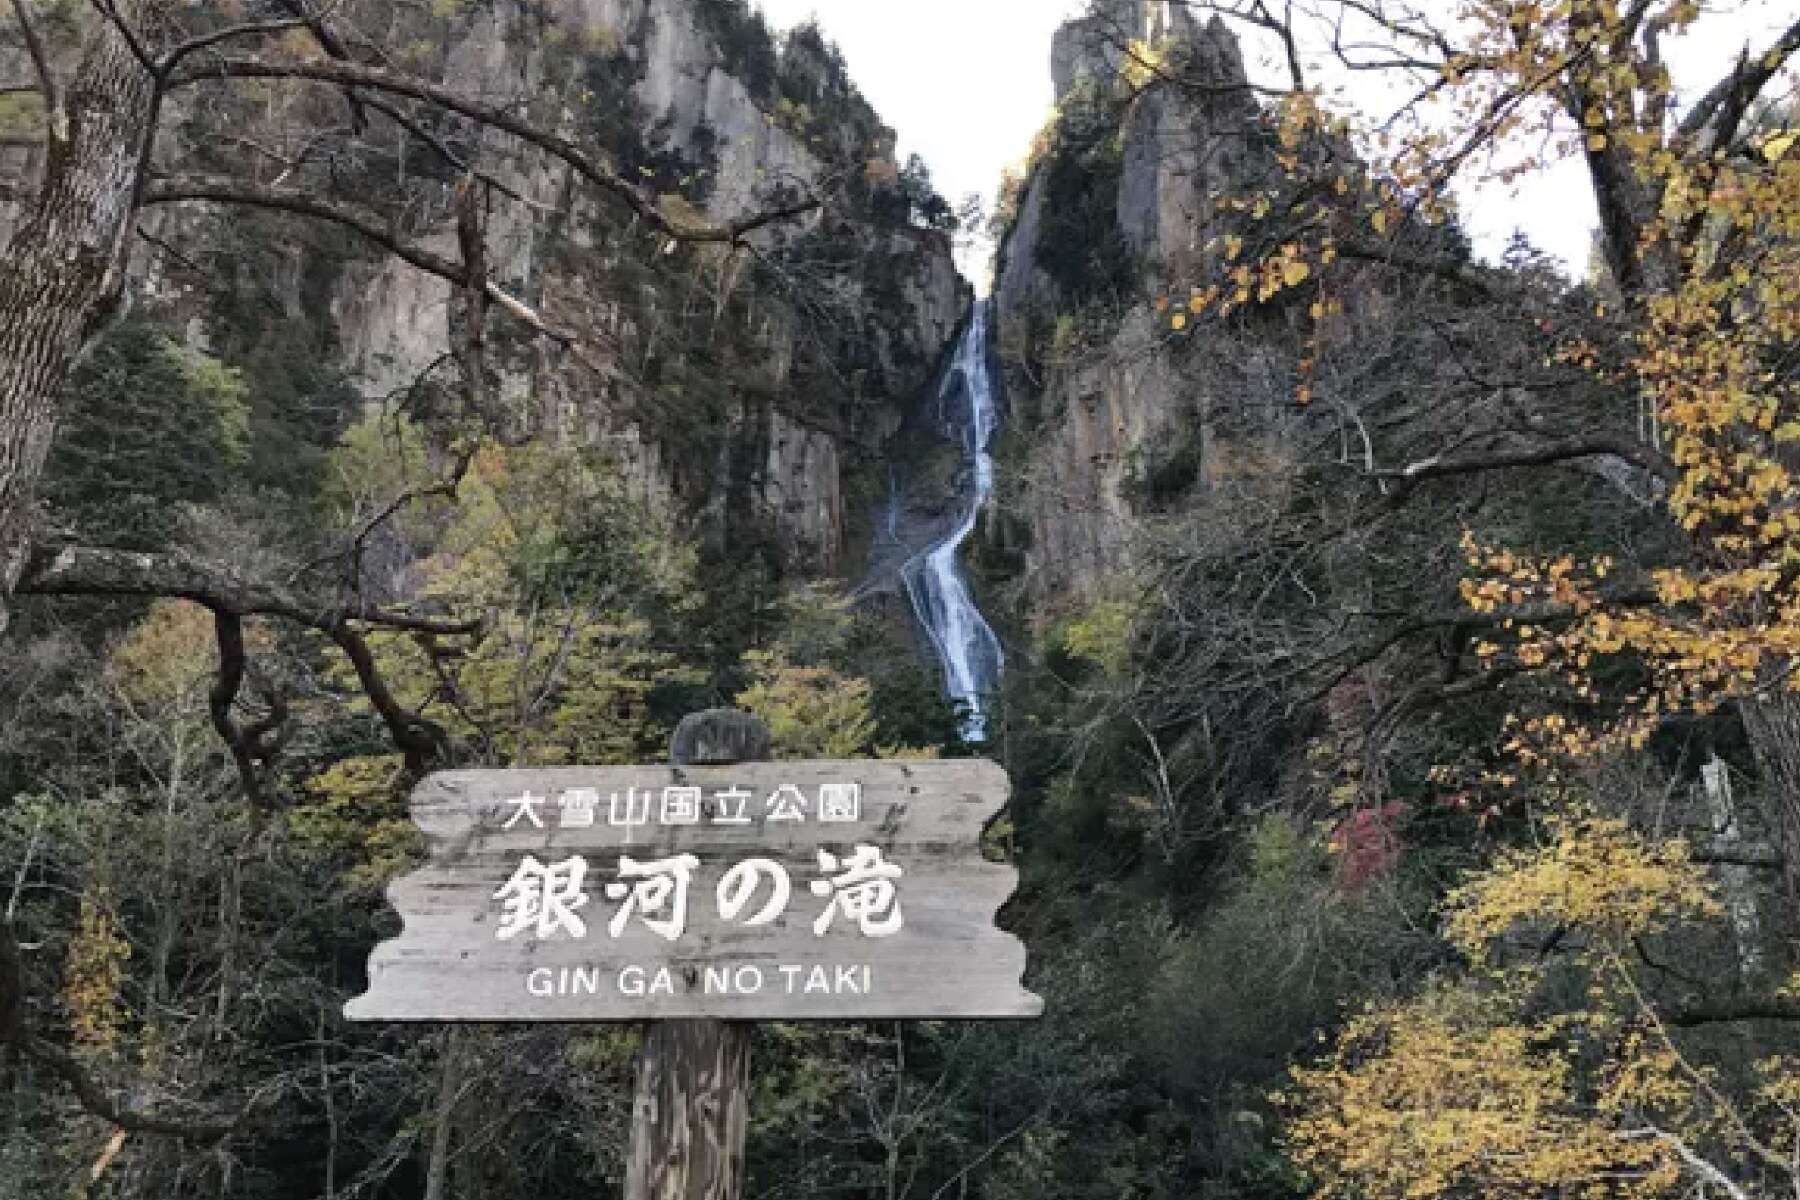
[344,759,1041,1021]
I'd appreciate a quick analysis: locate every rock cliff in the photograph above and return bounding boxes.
[132,0,968,579]
[990,4,1277,606]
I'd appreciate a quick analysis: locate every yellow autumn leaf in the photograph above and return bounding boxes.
[1284,260,1311,287]
[1762,130,1798,161]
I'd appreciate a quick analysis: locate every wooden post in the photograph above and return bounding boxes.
[623,708,771,1200]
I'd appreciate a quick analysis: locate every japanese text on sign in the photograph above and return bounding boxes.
[495,781,862,830]
[491,845,903,943]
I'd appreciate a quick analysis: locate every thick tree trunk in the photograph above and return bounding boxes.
[1584,142,1666,298]
[0,15,155,632]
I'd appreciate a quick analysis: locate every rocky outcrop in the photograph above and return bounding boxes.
[991,9,1272,607]
[1052,1,1204,103]
[369,1,961,573]
[126,0,964,580]
[1115,24,1259,272]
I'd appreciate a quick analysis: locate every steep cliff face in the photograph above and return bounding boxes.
[119,0,965,580]
[991,4,1277,605]
[339,0,964,575]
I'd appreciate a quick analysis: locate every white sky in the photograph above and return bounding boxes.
[752,0,1798,284]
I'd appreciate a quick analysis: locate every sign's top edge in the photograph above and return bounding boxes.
[416,758,1006,775]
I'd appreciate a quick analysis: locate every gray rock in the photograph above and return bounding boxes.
[319,0,964,577]
[993,7,1274,604]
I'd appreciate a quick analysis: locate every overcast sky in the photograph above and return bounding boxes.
[751,0,1797,286]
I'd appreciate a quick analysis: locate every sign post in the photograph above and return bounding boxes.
[626,709,766,1200]
[346,707,1039,1199]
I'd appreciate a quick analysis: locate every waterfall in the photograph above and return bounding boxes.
[901,302,1005,742]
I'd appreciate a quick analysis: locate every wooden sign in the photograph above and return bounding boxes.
[345,759,1040,1021]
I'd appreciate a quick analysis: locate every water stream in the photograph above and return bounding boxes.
[901,302,1005,742]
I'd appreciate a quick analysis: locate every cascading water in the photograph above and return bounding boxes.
[901,302,1005,742]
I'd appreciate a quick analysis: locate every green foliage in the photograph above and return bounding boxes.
[6,12,993,1200]
[0,91,43,136]
[1142,814,1436,1097]
[320,433,706,767]
[694,0,779,100]
[193,213,362,500]
[773,20,888,155]
[734,649,880,758]
[1055,597,1137,677]
[892,153,958,231]
[1035,97,1138,303]
[45,320,252,547]
[287,754,419,891]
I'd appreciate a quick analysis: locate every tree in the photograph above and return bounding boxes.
[1287,813,1799,1200]
[0,0,830,1153]
[896,152,956,230]
[0,0,817,633]
[1104,2,1800,1194]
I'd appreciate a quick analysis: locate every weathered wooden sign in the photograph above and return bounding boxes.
[345,758,1040,1021]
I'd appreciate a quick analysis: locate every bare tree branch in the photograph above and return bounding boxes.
[157,17,310,74]
[1690,840,1784,869]
[142,175,466,280]
[163,56,822,244]
[16,543,482,636]
[208,611,274,814]
[360,95,533,206]
[1303,584,1661,703]
[140,177,586,350]
[1,918,254,1143]
[1377,435,1677,494]
[1333,236,1501,297]
[325,616,449,772]
[266,0,367,130]
[17,543,468,772]
[1679,16,1800,155]
[333,443,475,596]
[451,178,494,423]
[1617,1128,1751,1200]
[85,0,156,76]
[27,1038,248,1143]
